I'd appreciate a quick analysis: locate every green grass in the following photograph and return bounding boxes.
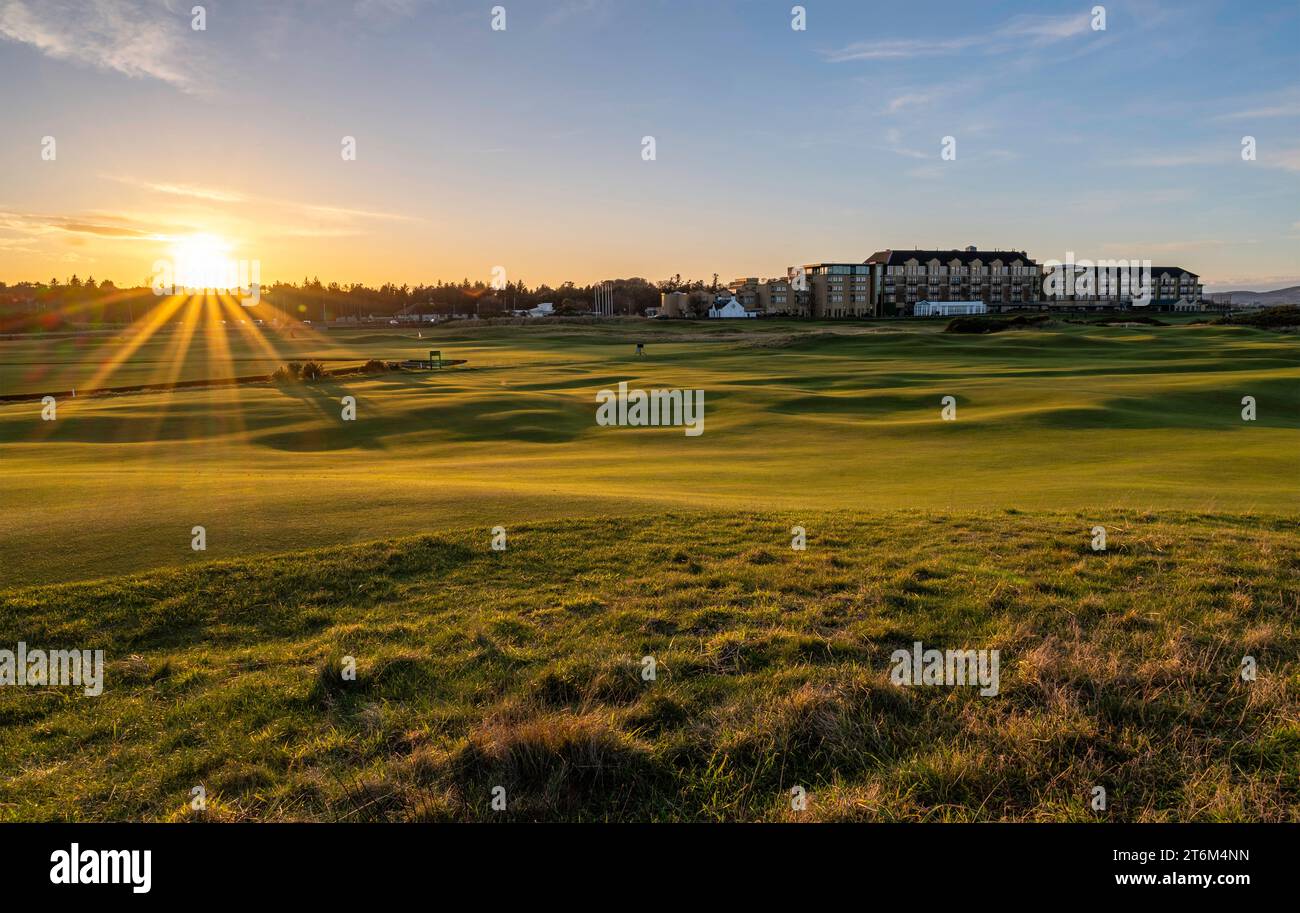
[1,319,1297,586]
[1,511,1296,822]
[1,319,1296,821]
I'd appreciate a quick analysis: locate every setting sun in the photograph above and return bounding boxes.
[169,233,236,291]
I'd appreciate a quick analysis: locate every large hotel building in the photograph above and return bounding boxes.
[785,247,1044,318]
[674,246,1205,319]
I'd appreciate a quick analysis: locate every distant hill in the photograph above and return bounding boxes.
[1213,286,1300,306]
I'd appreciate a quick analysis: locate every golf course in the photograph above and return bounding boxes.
[1,316,1297,585]
[1,316,1297,821]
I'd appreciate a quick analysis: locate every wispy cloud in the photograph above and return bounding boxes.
[1098,239,1256,253]
[825,12,1092,63]
[1124,144,1300,172]
[300,203,422,223]
[1123,150,1231,167]
[1211,88,1300,122]
[886,91,940,113]
[0,0,205,91]
[0,209,164,240]
[826,36,980,63]
[102,175,423,222]
[104,176,248,203]
[543,0,610,27]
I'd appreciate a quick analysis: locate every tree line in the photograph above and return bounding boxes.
[0,273,729,330]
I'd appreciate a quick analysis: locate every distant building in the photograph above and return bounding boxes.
[729,278,761,310]
[783,248,1041,318]
[786,263,874,318]
[659,291,690,318]
[708,296,755,318]
[730,276,802,316]
[756,277,800,315]
[1147,267,1205,310]
[526,302,554,318]
[914,300,987,317]
[865,248,1043,315]
[1041,263,1205,311]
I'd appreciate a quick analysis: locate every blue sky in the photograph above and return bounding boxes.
[1,0,1297,289]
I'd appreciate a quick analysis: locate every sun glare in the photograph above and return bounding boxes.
[169,233,237,291]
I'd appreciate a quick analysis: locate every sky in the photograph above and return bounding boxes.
[0,0,1297,291]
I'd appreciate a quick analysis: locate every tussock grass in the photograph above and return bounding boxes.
[1,510,1296,822]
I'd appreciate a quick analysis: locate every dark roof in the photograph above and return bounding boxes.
[865,249,1037,266]
[1045,265,1196,278]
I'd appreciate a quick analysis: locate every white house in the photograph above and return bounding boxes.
[526,302,554,318]
[913,300,987,317]
[708,296,755,318]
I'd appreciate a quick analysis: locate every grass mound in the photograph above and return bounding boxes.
[270,360,328,383]
[1086,314,1168,326]
[1216,306,1300,330]
[945,314,1051,334]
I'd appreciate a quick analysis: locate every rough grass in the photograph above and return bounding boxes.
[1,511,1296,822]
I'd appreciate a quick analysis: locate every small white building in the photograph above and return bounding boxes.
[526,302,554,318]
[708,296,755,319]
[913,300,987,317]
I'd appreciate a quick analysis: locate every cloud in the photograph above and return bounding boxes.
[1219,103,1300,120]
[102,174,423,222]
[543,0,610,27]
[300,203,421,223]
[104,176,248,203]
[1270,146,1300,172]
[825,12,1093,63]
[1123,144,1300,172]
[1124,150,1231,167]
[0,0,204,91]
[826,36,980,63]
[353,0,423,18]
[0,209,162,239]
[1098,239,1255,253]
[1002,13,1092,41]
[886,92,939,113]
[1211,88,1300,122]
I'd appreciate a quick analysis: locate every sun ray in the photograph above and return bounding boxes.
[135,293,204,444]
[215,293,285,371]
[203,293,248,442]
[77,293,189,393]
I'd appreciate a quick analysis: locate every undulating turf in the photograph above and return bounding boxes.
[1,318,1297,586]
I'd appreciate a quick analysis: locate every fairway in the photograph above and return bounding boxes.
[1,319,1297,588]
